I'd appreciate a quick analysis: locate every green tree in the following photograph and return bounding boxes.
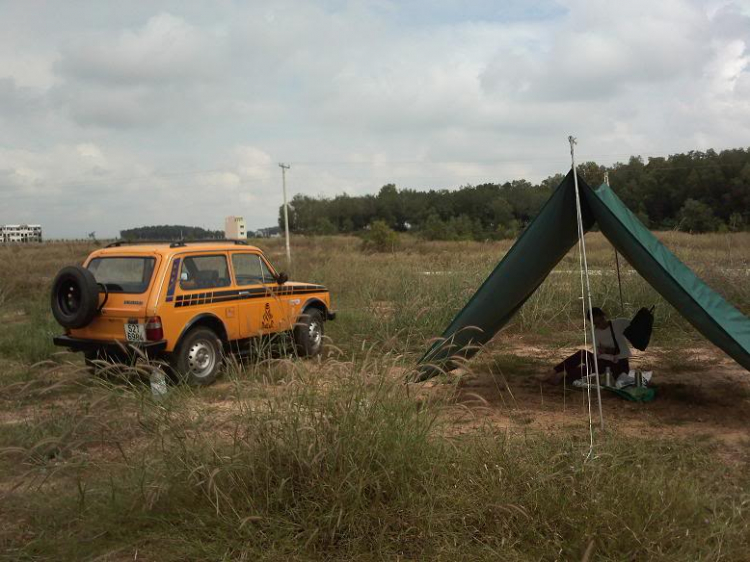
[490,197,513,228]
[120,225,223,240]
[728,212,744,232]
[313,217,338,235]
[376,184,404,229]
[678,199,717,233]
[274,147,750,235]
[421,213,450,241]
[578,161,605,186]
[341,218,355,233]
[635,210,651,228]
[451,214,475,240]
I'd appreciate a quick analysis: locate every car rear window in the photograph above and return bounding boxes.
[88,257,156,294]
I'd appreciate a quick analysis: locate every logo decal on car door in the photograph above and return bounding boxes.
[261,303,274,330]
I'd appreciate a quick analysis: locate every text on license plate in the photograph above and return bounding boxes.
[124,322,146,342]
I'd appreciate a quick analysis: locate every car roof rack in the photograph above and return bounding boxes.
[106,239,249,248]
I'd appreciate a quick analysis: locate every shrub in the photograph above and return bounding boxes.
[729,212,745,232]
[497,218,521,240]
[362,220,399,252]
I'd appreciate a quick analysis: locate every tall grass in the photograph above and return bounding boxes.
[0,231,748,364]
[1,235,748,560]
[1,357,748,560]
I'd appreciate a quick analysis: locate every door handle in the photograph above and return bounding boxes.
[239,290,250,296]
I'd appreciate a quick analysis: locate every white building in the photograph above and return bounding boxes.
[224,216,246,240]
[1,224,42,243]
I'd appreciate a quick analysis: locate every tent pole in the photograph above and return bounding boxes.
[569,136,605,431]
[614,250,625,314]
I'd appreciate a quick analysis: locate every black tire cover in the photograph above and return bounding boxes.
[50,265,101,329]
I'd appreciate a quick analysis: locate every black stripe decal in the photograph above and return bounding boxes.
[174,286,327,308]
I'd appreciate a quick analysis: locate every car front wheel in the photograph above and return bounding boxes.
[172,327,223,385]
[293,308,325,357]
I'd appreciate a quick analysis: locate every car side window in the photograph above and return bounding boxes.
[180,255,230,290]
[232,253,265,286]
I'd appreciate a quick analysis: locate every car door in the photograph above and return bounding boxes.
[231,252,284,338]
[257,254,297,332]
[172,252,239,341]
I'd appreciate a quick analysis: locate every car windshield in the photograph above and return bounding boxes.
[87,257,156,294]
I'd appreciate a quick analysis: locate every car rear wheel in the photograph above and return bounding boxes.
[172,327,223,385]
[293,308,325,357]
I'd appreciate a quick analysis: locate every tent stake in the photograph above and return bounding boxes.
[569,136,605,432]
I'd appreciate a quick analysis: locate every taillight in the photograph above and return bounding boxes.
[145,316,164,341]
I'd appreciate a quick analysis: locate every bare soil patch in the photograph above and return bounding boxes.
[414,338,750,464]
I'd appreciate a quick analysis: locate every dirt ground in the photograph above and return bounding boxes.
[413,338,750,465]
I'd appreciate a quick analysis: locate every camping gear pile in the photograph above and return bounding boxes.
[571,305,658,402]
[573,370,655,402]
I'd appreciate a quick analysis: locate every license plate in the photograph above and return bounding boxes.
[124,322,146,342]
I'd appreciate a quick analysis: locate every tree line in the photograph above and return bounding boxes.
[120,225,224,240]
[279,148,750,239]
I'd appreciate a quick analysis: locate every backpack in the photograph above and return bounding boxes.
[624,306,655,351]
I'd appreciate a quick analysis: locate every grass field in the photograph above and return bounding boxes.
[1,233,749,561]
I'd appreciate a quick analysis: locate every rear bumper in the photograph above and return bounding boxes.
[326,310,337,321]
[53,335,168,356]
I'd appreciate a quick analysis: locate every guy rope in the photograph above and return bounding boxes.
[568,136,605,448]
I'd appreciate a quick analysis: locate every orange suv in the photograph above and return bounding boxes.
[51,240,335,384]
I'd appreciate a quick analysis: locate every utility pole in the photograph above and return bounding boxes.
[279,163,292,268]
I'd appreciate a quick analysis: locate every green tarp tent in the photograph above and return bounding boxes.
[418,170,750,378]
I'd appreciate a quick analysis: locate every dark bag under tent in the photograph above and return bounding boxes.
[624,306,655,351]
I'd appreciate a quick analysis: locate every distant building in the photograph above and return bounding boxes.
[1,224,42,243]
[254,226,282,238]
[224,216,246,239]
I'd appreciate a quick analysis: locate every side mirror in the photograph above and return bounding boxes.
[276,272,289,285]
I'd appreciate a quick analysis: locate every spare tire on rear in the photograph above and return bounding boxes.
[50,265,101,329]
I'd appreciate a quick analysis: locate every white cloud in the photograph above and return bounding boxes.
[0,0,748,238]
[235,146,273,182]
[57,13,225,86]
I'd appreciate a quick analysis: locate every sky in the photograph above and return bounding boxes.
[1,0,749,238]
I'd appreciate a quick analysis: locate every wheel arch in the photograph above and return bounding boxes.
[175,313,229,349]
[300,298,328,318]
